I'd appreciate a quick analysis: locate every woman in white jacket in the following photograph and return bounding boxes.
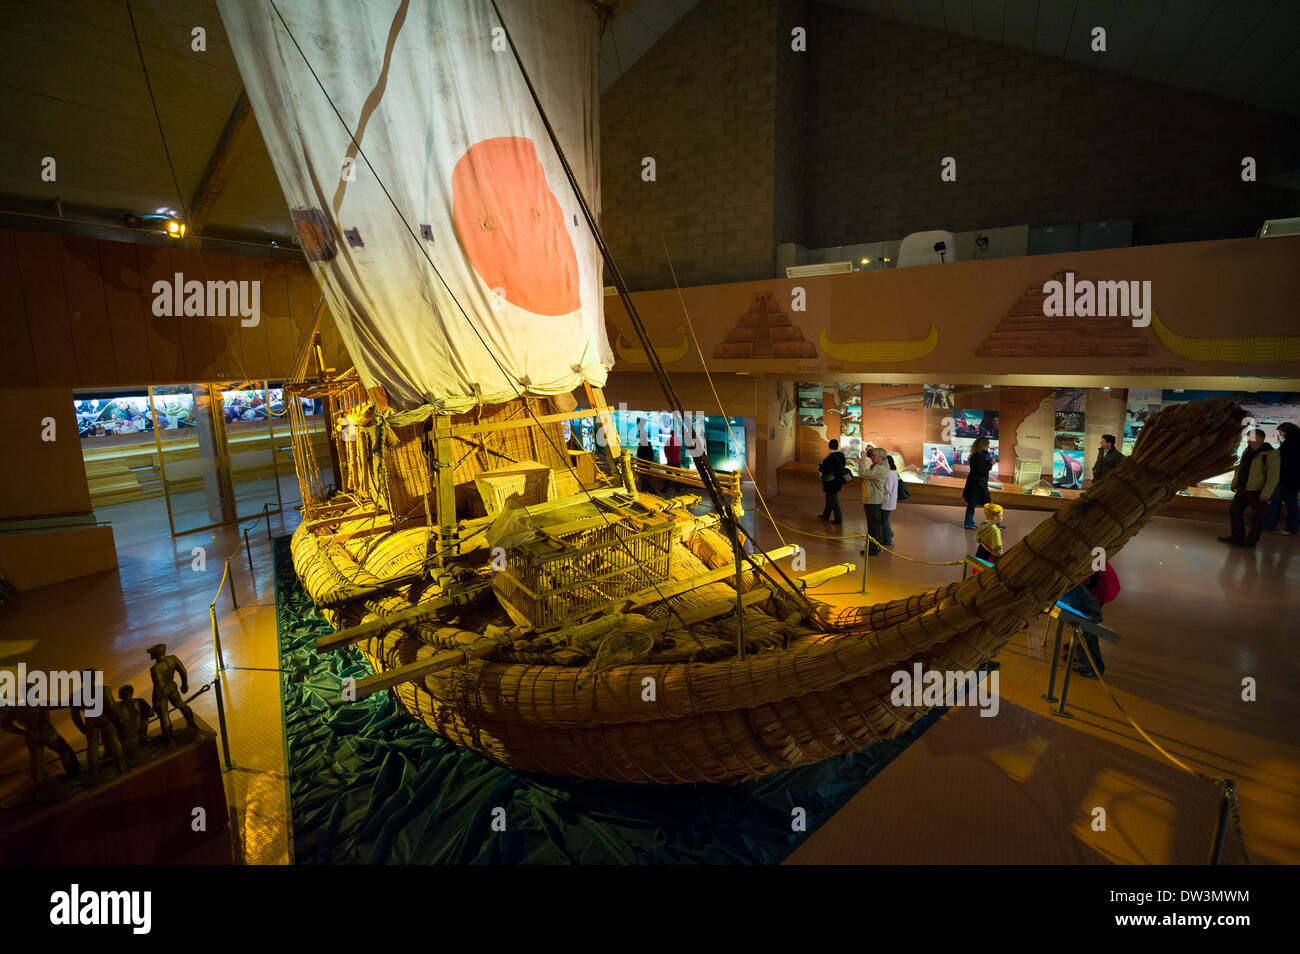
[881,454,900,546]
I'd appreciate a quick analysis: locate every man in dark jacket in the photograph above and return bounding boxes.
[1220,428,1279,549]
[1092,434,1125,483]
[1265,421,1299,536]
[818,439,847,525]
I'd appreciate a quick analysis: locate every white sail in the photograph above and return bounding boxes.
[216,0,612,412]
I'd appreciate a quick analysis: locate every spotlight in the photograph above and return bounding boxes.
[860,257,870,265]
[125,212,186,238]
[933,240,947,263]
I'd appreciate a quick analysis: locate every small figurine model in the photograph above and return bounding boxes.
[114,685,153,750]
[71,691,128,776]
[147,643,197,746]
[0,705,80,785]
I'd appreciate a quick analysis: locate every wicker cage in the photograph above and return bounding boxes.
[493,515,674,630]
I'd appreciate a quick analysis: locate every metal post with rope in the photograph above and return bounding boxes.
[1070,635,1251,865]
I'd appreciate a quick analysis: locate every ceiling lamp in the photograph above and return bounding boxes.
[124,212,187,238]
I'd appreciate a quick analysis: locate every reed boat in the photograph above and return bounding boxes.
[217,0,1249,783]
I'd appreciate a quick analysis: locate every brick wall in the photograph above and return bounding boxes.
[600,2,1300,290]
[600,0,783,290]
[801,7,1300,248]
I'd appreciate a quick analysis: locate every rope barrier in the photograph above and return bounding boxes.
[1072,635,1251,863]
[761,517,967,567]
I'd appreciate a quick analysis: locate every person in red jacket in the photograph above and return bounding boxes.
[1059,562,1121,678]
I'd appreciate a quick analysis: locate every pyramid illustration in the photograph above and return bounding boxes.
[712,292,817,359]
[975,271,1152,358]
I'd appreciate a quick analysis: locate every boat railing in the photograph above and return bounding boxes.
[631,457,743,506]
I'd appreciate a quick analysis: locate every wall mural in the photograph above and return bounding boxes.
[977,270,1152,359]
[713,293,816,359]
[819,324,938,363]
[1151,313,1300,363]
[598,237,1300,380]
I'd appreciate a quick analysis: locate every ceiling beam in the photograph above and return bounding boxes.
[188,89,256,240]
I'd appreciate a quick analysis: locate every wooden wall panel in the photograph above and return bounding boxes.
[134,243,184,382]
[59,236,117,387]
[285,264,323,373]
[172,246,216,381]
[0,386,93,518]
[14,231,77,385]
[99,239,154,384]
[258,259,292,381]
[227,252,266,380]
[0,230,38,387]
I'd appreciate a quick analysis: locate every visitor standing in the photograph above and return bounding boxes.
[635,418,657,492]
[817,439,847,525]
[962,437,993,529]
[880,453,899,546]
[1062,562,1122,678]
[1220,428,1279,549]
[859,447,889,556]
[1092,434,1125,483]
[1266,421,1299,536]
[662,425,683,494]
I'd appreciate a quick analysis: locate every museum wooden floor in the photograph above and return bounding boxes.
[2,490,1296,864]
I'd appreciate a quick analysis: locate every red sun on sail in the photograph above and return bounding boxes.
[452,136,581,317]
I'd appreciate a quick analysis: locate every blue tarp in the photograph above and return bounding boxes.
[275,536,950,864]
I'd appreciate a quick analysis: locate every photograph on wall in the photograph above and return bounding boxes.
[922,442,956,477]
[1055,387,1087,413]
[840,421,861,438]
[841,404,862,424]
[924,385,954,409]
[75,395,163,437]
[1052,449,1085,489]
[1054,432,1085,451]
[953,437,999,466]
[1055,410,1086,433]
[837,382,862,408]
[798,407,824,426]
[797,381,822,408]
[839,435,863,464]
[954,409,998,439]
[1125,388,1162,440]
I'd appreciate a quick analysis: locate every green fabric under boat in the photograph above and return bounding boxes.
[275,535,957,864]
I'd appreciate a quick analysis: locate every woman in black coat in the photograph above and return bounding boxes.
[962,437,992,529]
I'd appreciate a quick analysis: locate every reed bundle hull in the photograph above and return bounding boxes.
[291,397,1247,784]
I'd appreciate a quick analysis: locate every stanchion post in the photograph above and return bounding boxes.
[1208,782,1231,865]
[264,502,272,541]
[210,605,227,672]
[1043,617,1065,703]
[1053,626,1077,718]
[226,559,238,610]
[212,672,234,771]
[244,527,253,575]
[859,540,869,594]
